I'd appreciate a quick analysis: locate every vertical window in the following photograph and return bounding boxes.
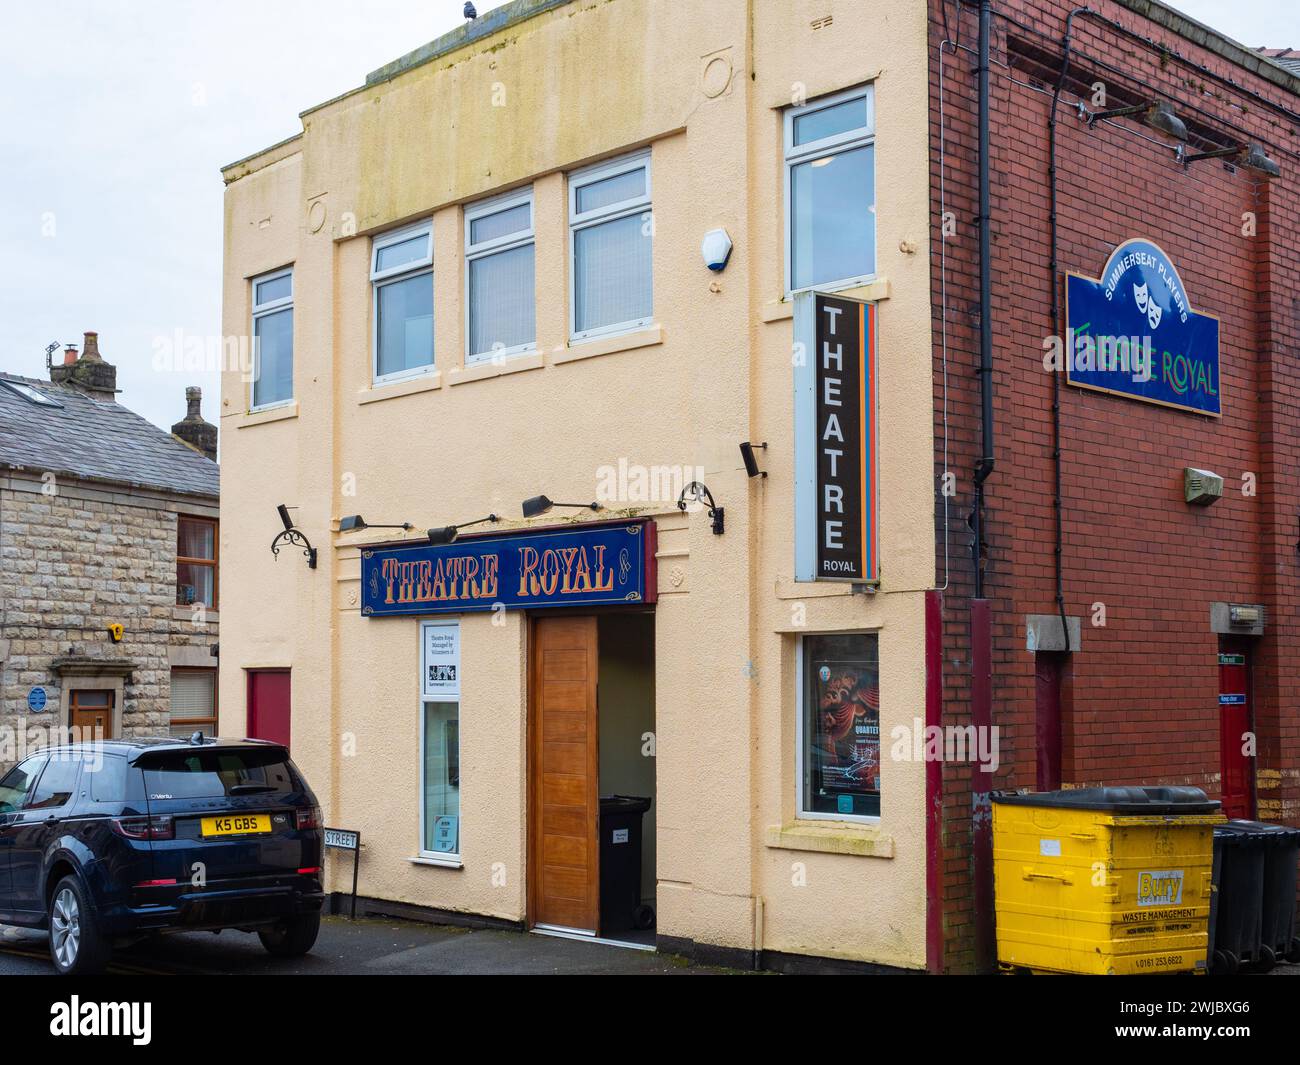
[798,632,880,819]
[176,516,217,608]
[465,189,535,361]
[569,153,653,340]
[371,221,434,383]
[170,668,218,738]
[784,85,876,294]
[420,621,461,859]
[251,267,293,409]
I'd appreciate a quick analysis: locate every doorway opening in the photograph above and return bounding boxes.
[528,611,656,948]
[69,689,114,741]
[247,669,291,750]
[1217,637,1254,819]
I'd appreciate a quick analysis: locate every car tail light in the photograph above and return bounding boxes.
[112,815,174,841]
[297,866,322,875]
[295,805,322,830]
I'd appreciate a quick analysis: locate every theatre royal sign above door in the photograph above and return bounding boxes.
[359,521,657,617]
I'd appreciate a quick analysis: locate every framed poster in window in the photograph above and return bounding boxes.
[799,632,881,819]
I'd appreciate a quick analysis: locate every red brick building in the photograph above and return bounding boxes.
[928,0,1300,972]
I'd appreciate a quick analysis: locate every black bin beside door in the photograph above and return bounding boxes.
[598,795,652,936]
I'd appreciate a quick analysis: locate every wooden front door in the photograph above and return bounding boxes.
[529,616,599,933]
[248,670,291,750]
[70,689,113,739]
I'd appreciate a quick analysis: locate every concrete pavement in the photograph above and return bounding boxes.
[0,916,745,975]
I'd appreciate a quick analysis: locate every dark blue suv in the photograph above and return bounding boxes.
[0,736,324,974]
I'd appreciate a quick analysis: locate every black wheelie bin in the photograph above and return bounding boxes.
[598,795,653,936]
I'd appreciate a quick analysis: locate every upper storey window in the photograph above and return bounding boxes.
[372,221,435,383]
[784,85,876,294]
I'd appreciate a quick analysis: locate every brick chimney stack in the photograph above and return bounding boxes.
[171,386,218,462]
[50,331,118,400]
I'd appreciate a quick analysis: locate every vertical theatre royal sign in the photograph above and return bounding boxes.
[359,521,656,617]
[794,291,880,584]
[1064,238,1221,416]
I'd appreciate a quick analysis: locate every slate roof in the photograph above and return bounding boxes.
[1257,47,1300,77]
[0,373,218,500]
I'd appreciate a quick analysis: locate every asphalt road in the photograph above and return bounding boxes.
[0,916,738,975]
[2,917,1296,976]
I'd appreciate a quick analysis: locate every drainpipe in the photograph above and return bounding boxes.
[970,0,996,975]
[1047,12,1086,663]
[973,0,996,560]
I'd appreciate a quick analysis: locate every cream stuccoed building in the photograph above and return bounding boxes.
[219,0,934,971]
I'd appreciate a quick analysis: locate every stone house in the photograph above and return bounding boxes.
[0,333,219,764]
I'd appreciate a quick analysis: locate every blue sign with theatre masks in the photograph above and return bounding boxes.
[360,521,656,617]
[1064,239,1221,416]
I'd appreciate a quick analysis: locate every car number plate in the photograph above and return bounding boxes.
[201,814,272,837]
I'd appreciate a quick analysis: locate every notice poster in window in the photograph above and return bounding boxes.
[432,815,459,854]
[422,623,460,700]
[804,634,880,817]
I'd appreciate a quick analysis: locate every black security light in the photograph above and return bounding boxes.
[521,495,602,520]
[1183,141,1281,178]
[1087,99,1187,142]
[427,514,500,546]
[338,515,414,533]
[677,481,724,535]
[271,505,317,569]
[739,441,768,479]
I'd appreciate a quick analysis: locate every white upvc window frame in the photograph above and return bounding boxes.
[794,630,881,825]
[567,150,654,343]
[371,220,435,386]
[418,619,462,863]
[464,187,536,364]
[783,83,877,298]
[249,266,294,413]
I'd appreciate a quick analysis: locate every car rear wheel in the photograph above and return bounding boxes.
[257,911,320,957]
[49,876,111,976]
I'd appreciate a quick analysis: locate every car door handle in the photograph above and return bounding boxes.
[44,815,60,825]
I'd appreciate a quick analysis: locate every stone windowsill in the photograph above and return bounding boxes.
[172,606,219,624]
[551,324,663,365]
[409,855,463,869]
[764,821,894,858]
[235,401,299,428]
[761,277,892,323]
[358,371,442,404]
[446,350,544,387]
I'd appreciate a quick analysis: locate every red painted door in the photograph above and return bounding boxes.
[1034,652,1065,791]
[248,670,291,750]
[1218,640,1253,819]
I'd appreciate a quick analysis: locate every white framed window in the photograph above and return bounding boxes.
[783,84,876,295]
[371,221,434,384]
[465,189,535,362]
[568,152,653,342]
[796,631,881,822]
[250,267,293,411]
[419,621,461,860]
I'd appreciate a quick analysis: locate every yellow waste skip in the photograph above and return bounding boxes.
[992,787,1222,975]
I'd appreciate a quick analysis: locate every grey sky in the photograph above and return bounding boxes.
[0,1,1295,435]
[0,1,510,436]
